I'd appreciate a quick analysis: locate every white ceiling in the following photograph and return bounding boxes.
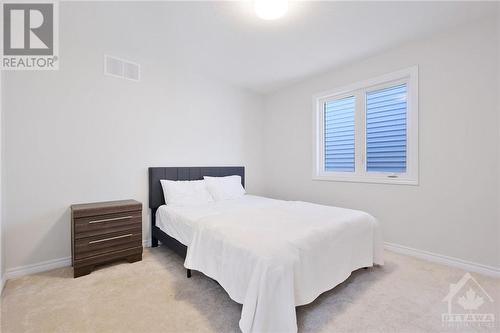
[156,1,498,94]
[76,1,498,94]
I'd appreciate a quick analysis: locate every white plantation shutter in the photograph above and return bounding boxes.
[366,84,407,173]
[324,96,355,172]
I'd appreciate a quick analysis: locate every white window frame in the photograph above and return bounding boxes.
[312,66,419,185]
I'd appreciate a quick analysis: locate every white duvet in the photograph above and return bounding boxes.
[160,195,384,333]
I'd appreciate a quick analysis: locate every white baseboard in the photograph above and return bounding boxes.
[4,240,498,281]
[5,256,71,280]
[384,242,500,278]
[4,239,151,281]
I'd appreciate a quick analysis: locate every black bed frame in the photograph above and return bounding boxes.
[148,167,245,278]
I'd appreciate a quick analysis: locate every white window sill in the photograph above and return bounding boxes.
[312,174,419,186]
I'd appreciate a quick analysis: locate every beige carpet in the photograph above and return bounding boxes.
[1,246,499,333]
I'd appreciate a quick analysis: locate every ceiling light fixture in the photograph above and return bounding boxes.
[254,0,288,20]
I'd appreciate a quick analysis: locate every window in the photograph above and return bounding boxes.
[366,84,407,173]
[324,96,355,172]
[313,67,418,185]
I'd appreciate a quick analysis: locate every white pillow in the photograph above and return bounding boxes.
[160,179,214,206]
[203,175,245,201]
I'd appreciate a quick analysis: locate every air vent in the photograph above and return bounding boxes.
[104,55,140,81]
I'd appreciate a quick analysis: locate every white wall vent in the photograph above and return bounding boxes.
[104,55,140,81]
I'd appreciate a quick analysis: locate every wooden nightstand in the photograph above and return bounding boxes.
[71,200,143,278]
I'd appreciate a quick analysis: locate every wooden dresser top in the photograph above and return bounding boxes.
[71,200,142,218]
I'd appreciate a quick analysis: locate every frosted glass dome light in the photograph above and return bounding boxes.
[254,0,288,20]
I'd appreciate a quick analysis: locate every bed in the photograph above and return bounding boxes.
[149,166,384,333]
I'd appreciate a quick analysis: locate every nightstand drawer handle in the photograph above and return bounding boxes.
[88,216,133,224]
[89,234,133,244]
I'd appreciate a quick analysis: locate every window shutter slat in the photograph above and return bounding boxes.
[324,96,355,172]
[366,84,407,173]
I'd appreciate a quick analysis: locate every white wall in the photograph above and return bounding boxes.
[497,7,500,267]
[263,18,500,268]
[1,70,3,286]
[3,3,499,274]
[497,6,500,270]
[2,3,264,270]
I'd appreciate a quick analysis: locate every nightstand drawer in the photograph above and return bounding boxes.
[74,211,141,238]
[74,246,143,275]
[74,228,142,259]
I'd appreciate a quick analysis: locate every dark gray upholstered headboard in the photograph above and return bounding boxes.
[149,167,244,254]
[148,166,245,214]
